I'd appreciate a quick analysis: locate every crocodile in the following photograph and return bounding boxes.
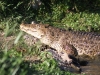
[20,23,100,65]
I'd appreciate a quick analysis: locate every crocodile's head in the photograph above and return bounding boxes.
[20,23,49,39]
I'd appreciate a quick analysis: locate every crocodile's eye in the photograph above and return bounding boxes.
[36,24,40,28]
[38,25,41,27]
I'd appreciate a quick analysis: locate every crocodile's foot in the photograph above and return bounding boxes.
[60,52,72,64]
[69,55,81,72]
[48,49,81,72]
[60,52,81,72]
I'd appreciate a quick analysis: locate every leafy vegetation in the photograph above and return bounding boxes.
[0,0,100,75]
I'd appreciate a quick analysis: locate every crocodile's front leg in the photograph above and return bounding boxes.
[60,52,72,64]
[58,45,81,72]
[58,44,78,64]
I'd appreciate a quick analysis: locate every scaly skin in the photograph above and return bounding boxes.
[20,23,100,63]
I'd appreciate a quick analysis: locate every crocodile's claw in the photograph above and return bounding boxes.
[69,55,81,72]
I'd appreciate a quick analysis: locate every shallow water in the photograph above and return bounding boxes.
[80,56,100,75]
[66,56,100,75]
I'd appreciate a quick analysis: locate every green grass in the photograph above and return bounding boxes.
[0,1,100,75]
[61,12,100,31]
